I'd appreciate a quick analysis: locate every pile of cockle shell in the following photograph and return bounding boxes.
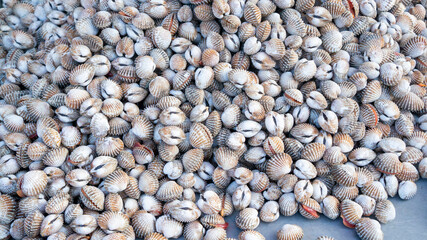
[1,0,427,239]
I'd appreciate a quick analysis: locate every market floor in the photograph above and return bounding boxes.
[198,179,427,240]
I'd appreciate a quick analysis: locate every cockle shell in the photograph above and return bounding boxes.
[80,186,105,211]
[235,207,260,230]
[20,170,48,196]
[341,199,363,227]
[0,194,16,224]
[355,218,384,240]
[277,224,303,240]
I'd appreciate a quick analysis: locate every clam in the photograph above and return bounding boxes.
[277,224,303,240]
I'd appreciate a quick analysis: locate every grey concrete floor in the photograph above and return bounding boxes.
[218,179,427,240]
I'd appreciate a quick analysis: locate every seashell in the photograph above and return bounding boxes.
[145,232,168,240]
[374,153,403,175]
[318,110,339,134]
[235,207,260,230]
[354,194,376,217]
[341,199,363,228]
[299,198,322,219]
[361,181,388,201]
[156,215,184,239]
[262,136,284,157]
[333,184,359,201]
[285,15,307,37]
[168,200,201,223]
[104,169,129,193]
[244,3,262,25]
[375,200,395,224]
[395,92,424,112]
[277,224,303,240]
[290,123,319,143]
[294,160,317,180]
[189,123,213,150]
[70,214,97,235]
[0,194,16,225]
[322,195,340,220]
[43,147,69,167]
[355,218,384,240]
[317,237,335,240]
[12,30,35,49]
[98,211,129,234]
[264,152,292,181]
[359,104,378,128]
[3,114,25,133]
[322,31,343,53]
[293,179,313,203]
[45,192,70,215]
[156,181,183,202]
[69,63,95,86]
[398,181,417,200]
[400,147,423,164]
[95,137,124,157]
[24,210,44,237]
[419,158,427,179]
[275,193,297,217]
[19,170,48,197]
[80,186,105,211]
[403,36,427,58]
[183,221,205,240]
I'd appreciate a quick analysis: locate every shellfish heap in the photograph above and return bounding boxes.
[0,0,427,239]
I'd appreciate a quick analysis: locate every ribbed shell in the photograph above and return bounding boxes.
[235,208,260,230]
[396,162,419,181]
[244,3,262,25]
[359,104,378,128]
[266,153,292,181]
[132,210,156,238]
[215,147,238,170]
[322,195,340,220]
[300,143,326,162]
[322,31,343,53]
[98,211,130,233]
[190,123,214,149]
[331,164,358,187]
[373,153,403,175]
[277,224,304,240]
[104,169,129,193]
[21,170,48,196]
[361,181,388,201]
[0,194,16,224]
[24,210,44,237]
[80,185,105,211]
[263,136,284,157]
[375,200,395,224]
[156,181,183,202]
[341,199,363,226]
[45,193,70,214]
[395,92,424,111]
[355,218,384,240]
[299,198,322,219]
[332,185,359,201]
